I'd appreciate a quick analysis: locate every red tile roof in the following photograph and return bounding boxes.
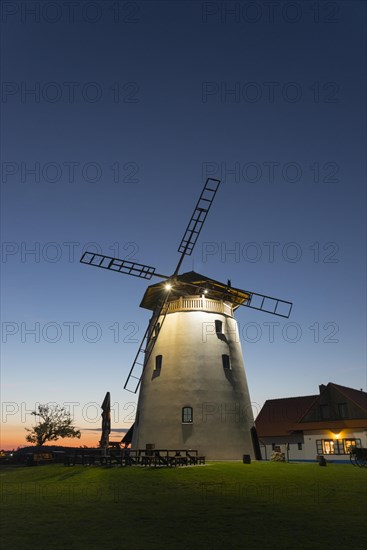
[255,383,367,437]
[255,395,317,437]
[329,383,367,413]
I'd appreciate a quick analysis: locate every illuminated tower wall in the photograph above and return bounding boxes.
[132,294,255,460]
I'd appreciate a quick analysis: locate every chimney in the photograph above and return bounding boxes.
[319,384,326,394]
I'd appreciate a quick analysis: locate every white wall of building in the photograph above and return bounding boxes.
[260,429,367,462]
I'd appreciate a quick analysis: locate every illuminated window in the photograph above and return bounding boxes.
[222,354,231,369]
[182,407,193,423]
[344,439,361,453]
[323,440,335,454]
[316,438,361,455]
[155,355,162,370]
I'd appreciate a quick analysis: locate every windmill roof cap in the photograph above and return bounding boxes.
[140,271,250,311]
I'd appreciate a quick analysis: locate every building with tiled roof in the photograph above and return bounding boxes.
[255,382,367,462]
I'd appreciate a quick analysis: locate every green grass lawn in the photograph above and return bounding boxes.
[1,461,366,549]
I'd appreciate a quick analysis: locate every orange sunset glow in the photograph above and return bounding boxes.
[0,424,126,451]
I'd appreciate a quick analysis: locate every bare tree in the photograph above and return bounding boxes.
[25,404,81,446]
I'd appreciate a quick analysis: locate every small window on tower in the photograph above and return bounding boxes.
[182,407,193,423]
[215,320,223,334]
[155,355,162,370]
[222,354,231,370]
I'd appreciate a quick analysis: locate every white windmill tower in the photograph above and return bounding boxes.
[81,179,292,459]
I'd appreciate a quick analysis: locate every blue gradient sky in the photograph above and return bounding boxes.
[1,1,366,448]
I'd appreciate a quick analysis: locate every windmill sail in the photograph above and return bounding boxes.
[240,291,292,318]
[174,178,221,273]
[123,290,171,393]
[80,252,157,279]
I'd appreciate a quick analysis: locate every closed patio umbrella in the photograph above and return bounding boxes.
[99,392,111,449]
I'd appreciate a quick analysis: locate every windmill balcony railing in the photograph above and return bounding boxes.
[167,295,233,316]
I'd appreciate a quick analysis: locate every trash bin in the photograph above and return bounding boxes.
[243,454,251,464]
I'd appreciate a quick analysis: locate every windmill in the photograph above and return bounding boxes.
[80,178,292,459]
